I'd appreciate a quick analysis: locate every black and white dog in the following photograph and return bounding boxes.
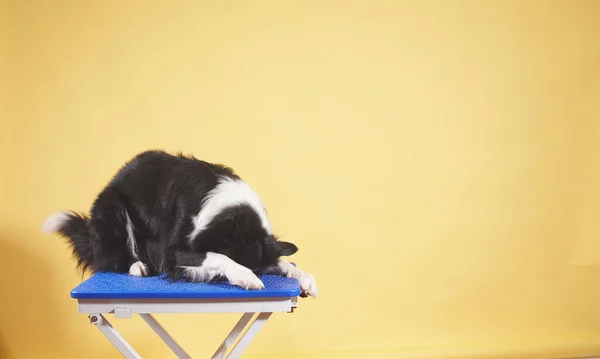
[42,150,317,297]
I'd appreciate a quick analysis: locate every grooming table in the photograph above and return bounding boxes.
[71,272,302,359]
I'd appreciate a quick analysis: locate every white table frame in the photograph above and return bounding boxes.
[76,296,299,359]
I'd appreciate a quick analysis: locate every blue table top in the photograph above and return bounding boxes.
[71,272,302,299]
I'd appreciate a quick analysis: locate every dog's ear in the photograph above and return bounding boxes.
[275,241,298,256]
[234,213,243,233]
[234,213,251,242]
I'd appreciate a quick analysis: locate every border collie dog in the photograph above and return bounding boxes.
[42,150,317,297]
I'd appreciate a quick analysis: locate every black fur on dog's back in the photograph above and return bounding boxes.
[43,150,298,280]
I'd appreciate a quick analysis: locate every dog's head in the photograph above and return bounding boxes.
[195,204,298,271]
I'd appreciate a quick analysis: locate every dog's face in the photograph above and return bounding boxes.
[193,204,298,271]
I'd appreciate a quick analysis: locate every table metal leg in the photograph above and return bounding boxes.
[88,310,275,359]
[89,313,142,359]
[227,312,272,359]
[140,313,191,359]
[211,312,254,359]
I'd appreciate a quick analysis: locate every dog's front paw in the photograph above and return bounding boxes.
[165,267,187,282]
[227,267,265,290]
[129,261,149,277]
[298,272,318,298]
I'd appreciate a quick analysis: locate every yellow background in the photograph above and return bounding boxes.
[2,1,600,358]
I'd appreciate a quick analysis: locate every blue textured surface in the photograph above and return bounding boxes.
[71,272,301,299]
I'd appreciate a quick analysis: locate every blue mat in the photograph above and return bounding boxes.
[71,272,301,299]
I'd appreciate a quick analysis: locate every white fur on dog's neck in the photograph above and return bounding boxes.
[188,176,272,242]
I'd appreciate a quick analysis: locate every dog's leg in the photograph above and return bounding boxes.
[122,209,151,277]
[263,259,318,297]
[159,206,191,279]
[176,251,265,290]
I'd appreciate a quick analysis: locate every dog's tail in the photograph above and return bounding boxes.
[42,211,93,273]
